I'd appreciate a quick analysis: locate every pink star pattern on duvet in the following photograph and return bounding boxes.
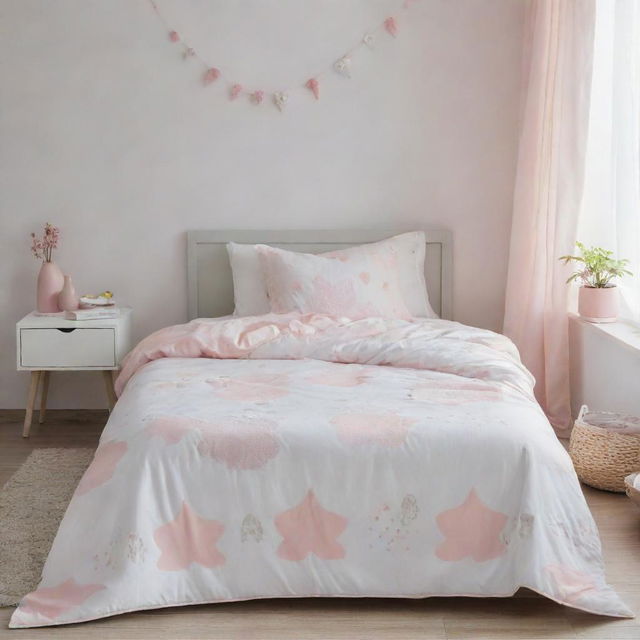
[146,416,203,444]
[75,440,127,496]
[435,489,508,562]
[545,564,599,604]
[154,502,225,571]
[18,579,105,620]
[275,490,348,561]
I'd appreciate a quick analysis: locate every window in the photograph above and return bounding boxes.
[578,0,640,322]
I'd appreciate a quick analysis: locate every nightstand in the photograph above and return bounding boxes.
[16,308,132,437]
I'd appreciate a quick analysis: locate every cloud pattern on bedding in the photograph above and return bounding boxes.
[9,313,633,627]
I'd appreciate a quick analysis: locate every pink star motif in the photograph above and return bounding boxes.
[545,564,599,604]
[275,490,348,562]
[75,440,127,496]
[435,489,508,562]
[18,578,105,620]
[154,502,225,571]
[146,416,204,444]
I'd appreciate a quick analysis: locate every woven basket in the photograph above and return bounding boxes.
[569,406,640,492]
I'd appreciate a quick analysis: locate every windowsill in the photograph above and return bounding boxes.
[569,313,640,356]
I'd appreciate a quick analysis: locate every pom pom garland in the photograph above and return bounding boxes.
[305,78,320,100]
[147,0,418,111]
[333,56,352,78]
[203,68,221,86]
[273,91,289,111]
[362,33,375,48]
[384,17,398,37]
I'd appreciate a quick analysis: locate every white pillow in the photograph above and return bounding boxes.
[227,242,271,316]
[257,244,412,320]
[226,232,437,318]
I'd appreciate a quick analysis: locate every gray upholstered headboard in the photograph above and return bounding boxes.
[187,229,453,320]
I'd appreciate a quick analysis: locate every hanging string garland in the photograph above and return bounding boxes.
[147,0,420,111]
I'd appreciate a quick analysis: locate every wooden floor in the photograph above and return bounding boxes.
[0,410,639,640]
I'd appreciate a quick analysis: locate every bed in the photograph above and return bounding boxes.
[9,229,631,628]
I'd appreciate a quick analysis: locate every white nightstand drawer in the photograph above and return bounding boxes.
[20,328,116,368]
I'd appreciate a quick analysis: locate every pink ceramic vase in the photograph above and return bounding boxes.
[36,261,64,313]
[58,274,79,311]
[578,286,620,323]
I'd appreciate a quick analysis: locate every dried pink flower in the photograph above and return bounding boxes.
[30,222,60,262]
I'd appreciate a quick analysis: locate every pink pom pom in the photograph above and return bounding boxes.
[169,31,179,43]
[305,78,320,100]
[203,68,220,86]
[230,84,243,100]
[384,17,398,37]
[251,90,265,104]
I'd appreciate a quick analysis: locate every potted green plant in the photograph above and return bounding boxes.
[560,242,632,323]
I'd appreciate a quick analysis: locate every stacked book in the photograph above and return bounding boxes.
[64,306,120,321]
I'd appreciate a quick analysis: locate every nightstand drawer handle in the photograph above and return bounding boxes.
[56,328,77,333]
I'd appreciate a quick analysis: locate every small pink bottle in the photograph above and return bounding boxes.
[57,275,79,311]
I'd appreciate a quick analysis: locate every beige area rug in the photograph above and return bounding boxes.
[0,448,94,606]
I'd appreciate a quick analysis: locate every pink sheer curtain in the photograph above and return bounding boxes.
[503,0,596,437]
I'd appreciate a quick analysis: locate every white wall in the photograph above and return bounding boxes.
[0,0,526,409]
[569,316,640,418]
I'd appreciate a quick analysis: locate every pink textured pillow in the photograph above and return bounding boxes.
[257,244,412,320]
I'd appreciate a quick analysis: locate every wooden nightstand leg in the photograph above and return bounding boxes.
[23,371,42,438]
[103,370,117,411]
[39,371,50,424]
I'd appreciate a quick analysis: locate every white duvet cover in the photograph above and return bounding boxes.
[9,314,632,627]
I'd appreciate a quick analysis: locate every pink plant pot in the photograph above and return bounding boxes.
[578,286,619,323]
